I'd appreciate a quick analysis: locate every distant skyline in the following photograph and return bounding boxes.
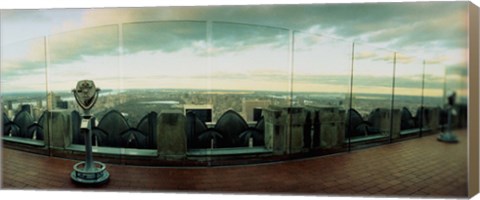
[0,1,469,98]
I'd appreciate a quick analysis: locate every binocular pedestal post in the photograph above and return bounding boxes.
[437,107,458,143]
[70,115,109,184]
[70,80,109,185]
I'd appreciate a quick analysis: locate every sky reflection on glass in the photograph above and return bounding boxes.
[0,2,469,103]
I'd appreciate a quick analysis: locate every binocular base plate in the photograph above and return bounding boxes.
[437,132,459,143]
[71,161,109,185]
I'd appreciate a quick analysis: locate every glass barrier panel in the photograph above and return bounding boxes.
[47,25,127,153]
[444,65,467,104]
[292,32,352,108]
[292,31,351,150]
[204,22,290,150]
[211,22,290,122]
[423,62,445,108]
[393,53,424,136]
[349,43,395,147]
[48,25,121,93]
[1,37,48,145]
[123,21,208,152]
[123,20,208,122]
[444,65,468,128]
[422,62,446,130]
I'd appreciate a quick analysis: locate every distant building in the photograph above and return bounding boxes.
[56,101,68,109]
[36,99,43,109]
[33,107,44,120]
[253,107,262,121]
[21,104,33,114]
[47,92,57,110]
[47,92,68,110]
[7,110,14,119]
[7,100,13,110]
[242,99,270,122]
[184,104,213,123]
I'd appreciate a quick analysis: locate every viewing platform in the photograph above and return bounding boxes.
[2,129,467,198]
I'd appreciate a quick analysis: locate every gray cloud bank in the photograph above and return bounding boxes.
[1,2,468,93]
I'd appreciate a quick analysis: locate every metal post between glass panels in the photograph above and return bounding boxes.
[389,52,397,143]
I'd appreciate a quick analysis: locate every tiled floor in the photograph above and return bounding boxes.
[1,130,468,198]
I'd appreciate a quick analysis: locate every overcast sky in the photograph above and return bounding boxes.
[0,1,469,97]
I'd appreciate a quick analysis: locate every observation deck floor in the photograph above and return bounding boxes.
[1,130,468,198]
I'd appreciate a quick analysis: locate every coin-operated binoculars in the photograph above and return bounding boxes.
[437,92,458,143]
[70,80,110,184]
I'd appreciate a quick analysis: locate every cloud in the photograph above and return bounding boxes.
[1,9,85,45]
[327,3,467,49]
[122,20,290,57]
[424,55,451,65]
[210,22,289,55]
[1,60,45,78]
[46,19,289,64]
[1,38,46,80]
[122,21,207,54]
[394,54,415,64]
[75,2,467,53]
[293,72,445,91]
[48,25,119,64]
[355,51,377,60]
[446,65,467,77]
[1,10,50,23]
[4,2,468,66]
[363,8,467,49]
[145,24,284,57]
[1,2,468,94]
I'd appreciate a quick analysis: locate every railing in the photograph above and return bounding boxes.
[1,19,467,163]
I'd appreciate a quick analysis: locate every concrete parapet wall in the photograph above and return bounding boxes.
[425,107,440,133]
[263,108,285,155]
[264,106,306,155]
[390,109,401,139]
[287,107,306,154]
[47,110,72,149]
[19,105,452,163]
[157,111,187,159]
[306,106,345,150]
[369,108,400,138]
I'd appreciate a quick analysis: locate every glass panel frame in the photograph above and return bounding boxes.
[393,53,425,138]
[122,20,210,151]
[47,25,125,153]
[1,37,48,146]
[210,22,291,122]
[291,31,352,151]
[348,42,395,148]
